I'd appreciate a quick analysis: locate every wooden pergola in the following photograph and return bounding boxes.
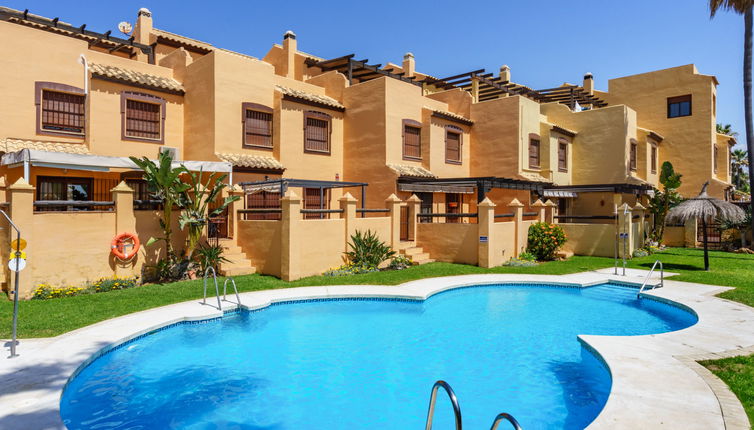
[305,54,423,87]
[426,69,608,108]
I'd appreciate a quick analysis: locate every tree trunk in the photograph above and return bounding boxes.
[745,7,754,241]
[702,217,710,271]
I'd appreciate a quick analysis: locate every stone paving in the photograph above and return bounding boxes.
[1,269,752,429]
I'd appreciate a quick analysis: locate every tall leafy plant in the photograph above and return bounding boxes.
[649,161,683,242]
[129,151,189,259]
[178,168,240,258]
[345,230,395,268]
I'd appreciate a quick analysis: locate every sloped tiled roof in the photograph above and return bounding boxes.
[426,106,474,126]
[519,171,550,183]
[89,63,184,94]
[387,163,436,178]
[216,153,284,170]
[153,28,214,51]
[275,85,345,111]
[1,138,91,154]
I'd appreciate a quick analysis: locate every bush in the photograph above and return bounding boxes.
[345,230,396,267]
[32,284,86,300]
[91,276,139,293]
[195,243,230,275]
[388,255,416,270]
[527,222,567,261]
[518,251,537,262]
[324,263,379,277]
[503,257,538,267]
[633,249,650,258]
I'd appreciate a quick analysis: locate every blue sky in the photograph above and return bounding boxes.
[9,1,748,149]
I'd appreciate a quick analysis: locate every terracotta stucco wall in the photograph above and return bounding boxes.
[236,220,282,277]
[491,221,516,265]
[470,96,520,178]
[297,218,346,275]
[416,223,478,265]
[560,223,616,257]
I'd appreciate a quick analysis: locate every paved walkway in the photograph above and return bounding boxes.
[1,270,752,429]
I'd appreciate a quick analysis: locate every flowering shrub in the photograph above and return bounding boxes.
[324,263,379,277]
[388,255,416,270]
[91,276,139,293]
[518,252,537,262]
[31,276,139,300]
[503,257,538,267]
[526,222,567,261]
[633,249,650,258]
[32,284,86,300]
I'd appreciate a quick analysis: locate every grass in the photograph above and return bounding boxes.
[2,247,753,420]
[701,355,754,424]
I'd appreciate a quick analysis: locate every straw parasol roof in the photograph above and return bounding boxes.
[666,182,745,224]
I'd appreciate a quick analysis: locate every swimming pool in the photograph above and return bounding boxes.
[60,282,697,430]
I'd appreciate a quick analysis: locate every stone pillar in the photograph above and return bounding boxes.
[112,181,136,277]
[684,217,698,248]
[477,197,497,268]
[532,200,546,222]
[227,185,244,240]
[385,194,403,249]
[280,191,302,281]
[339,192,357,252]
[617,203,633,258]
[633,203,647,247]
[508,198,525,258]
[9,178,35,299]
[471,76,480,103]
[544,199,557,224]
[406,194,421,243]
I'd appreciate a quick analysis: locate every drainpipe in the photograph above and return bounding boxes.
[78,54,89,94]
[23,151,30,182]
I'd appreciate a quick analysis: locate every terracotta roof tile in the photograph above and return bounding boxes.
[387,163,436,178]
[216,153,284,170]
[519,172,550,183]
[275,85,345,110]
[425,106,473,125]
[153,28,214,51]
[1,138,91,154]
[89,63,184,94]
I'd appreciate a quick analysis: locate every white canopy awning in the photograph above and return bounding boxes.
[1,149,232,173]
[543,190,579,198]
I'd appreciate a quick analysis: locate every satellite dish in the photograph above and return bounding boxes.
[118,21,133,35]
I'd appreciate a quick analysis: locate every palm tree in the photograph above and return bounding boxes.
[731,148,750,190]
[717,123,739,137]
[710,0,754,241]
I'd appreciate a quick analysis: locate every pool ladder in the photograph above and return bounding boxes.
[637,260,664,298]
[202,267,241,311]
[424,380,522,430]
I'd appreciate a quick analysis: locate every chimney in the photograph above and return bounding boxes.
[583,72,594,94]
[133,8,153,45]
[403,52,415,78]
[499,65,511,82]
[282,30,297,79]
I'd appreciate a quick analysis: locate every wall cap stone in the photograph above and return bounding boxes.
[111,181,135,193]
[339,192,357,202]
[507,198,524,208]
[9,177,34,191]
[478,197,496,207]
[385,194,402,203]
[406,194,422,203]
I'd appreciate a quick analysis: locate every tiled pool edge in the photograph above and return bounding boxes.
[1,271,752,430]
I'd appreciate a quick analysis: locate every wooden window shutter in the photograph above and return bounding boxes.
[242,103,274,148]
[304,111,331,153]
[402,119,422,159]
[528,136,540,168]
[445,126,462,163]
[558,139,568,171]
[629,140,638,171]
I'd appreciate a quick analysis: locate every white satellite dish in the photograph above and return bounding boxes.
[118,21,133,35]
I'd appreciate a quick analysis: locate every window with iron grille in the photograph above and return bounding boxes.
[667,94,692,118]
[304,111,331,153]
[650,144,658,174]
[304,188,331,219]
[558,139,568,172]
[445,126,462,164]
[121,92,166,143]
[243,103,273,148]
[35,176,116,212]
[37,83,86,136]
[714,145,719,173]
[528,135,540,168]
[630,140,638,171]
[402,119,422,159]
[246,191,281,220]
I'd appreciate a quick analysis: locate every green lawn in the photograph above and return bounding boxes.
[2,247,753,420]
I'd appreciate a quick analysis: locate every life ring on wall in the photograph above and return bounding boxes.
[111,233,140,260]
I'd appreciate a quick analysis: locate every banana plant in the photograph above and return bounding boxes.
[129,151,189,260]
[178,168,240,259]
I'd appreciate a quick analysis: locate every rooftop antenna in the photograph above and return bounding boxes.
[118,21,132,36]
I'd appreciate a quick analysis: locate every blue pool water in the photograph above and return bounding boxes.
[60,283,697,430]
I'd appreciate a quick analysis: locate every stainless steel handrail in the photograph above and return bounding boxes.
[202,267,222,310]
[425,380,462,430]
[222,277,241,306]
[1,210,22,358]
[637,260,664,298]
[489,412,523,430]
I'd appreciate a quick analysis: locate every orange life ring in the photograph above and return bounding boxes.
[111,233,140,260]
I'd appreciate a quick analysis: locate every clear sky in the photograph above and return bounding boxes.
[7,0,748,149]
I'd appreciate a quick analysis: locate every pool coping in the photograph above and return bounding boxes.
[1,269,752,430]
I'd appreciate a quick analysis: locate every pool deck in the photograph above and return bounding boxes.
[1,269,753,429]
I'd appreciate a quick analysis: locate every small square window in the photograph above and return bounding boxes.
[668,95,692,118]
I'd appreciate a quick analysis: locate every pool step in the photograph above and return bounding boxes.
[217,239,257,277]
[400,246,435,265]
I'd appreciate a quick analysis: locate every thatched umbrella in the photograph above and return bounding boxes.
[666,181,746,270]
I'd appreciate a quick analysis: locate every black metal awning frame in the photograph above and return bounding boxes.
[305,54,423,87]
[398,176,550,203]
[238,178,370,211]
[544,183,655,195]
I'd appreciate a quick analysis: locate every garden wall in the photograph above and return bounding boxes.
[560,224,616,257]
[416,223,479,265]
